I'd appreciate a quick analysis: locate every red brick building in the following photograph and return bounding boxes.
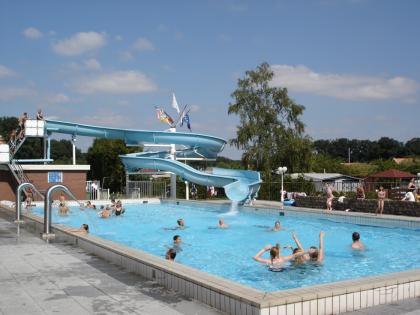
[0,164,90,201]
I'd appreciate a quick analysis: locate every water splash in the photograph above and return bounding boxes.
[224,201,239,216]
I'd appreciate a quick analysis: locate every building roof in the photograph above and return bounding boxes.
[290,173,360,181]
[368,169,415,179]
[392,157,414,165]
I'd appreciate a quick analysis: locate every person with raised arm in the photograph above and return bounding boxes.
[253,243,305,271]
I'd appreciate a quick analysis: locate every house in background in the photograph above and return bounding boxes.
[290,173,361,192]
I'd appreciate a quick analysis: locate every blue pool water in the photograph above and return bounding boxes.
[31,202,420,292]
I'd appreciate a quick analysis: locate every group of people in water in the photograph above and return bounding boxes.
[55,195,125,219]
[163,217,229,261]
[164,216,365,272]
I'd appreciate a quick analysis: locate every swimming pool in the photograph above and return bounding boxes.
[30,201,420,292]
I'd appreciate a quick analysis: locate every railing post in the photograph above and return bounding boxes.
[42,184,80,240]
[15,182,37,223]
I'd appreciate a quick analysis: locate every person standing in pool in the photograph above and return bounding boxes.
[218,218,229,228]
[115,200,125,216]
[172,235,183,252]
[58,193,69,215]
[375,186,386,215]
[291,231,325,263]
[253,243,305,271]
[351,232,365,250]
[270,220,286,232]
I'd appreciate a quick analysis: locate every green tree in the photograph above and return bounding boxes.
[0,116,18,140]
[86,139,139,193]
[405,138,420,156]
[228,62,311,176]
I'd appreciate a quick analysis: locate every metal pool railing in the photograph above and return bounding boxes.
[126,180,167,199]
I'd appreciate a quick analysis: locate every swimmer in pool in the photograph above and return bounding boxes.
[209,218,229,229]
[115,200,125,216]
[165,248,177,261]
[172,235,183,252]
[67,224,89,234]
[164,218,186,230]
[58,193,69,215]
[291,231,325,263]
[351,232,365,250]
[253,243,305,271]
[270,220,286,232]
[98,206,112,218]
[218,218,229,229]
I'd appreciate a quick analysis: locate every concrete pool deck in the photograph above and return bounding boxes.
[0,214,220,315]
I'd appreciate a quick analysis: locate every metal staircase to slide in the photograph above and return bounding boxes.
[7,137,44,200]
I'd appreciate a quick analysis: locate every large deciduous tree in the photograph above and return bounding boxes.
[228,62,312,176]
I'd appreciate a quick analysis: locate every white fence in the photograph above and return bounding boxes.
[126,180,167,199]
[86,180,109,200]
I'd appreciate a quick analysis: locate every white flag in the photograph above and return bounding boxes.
[171,93,180,113]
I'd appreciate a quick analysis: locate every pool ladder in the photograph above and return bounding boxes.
[16,183,81,240]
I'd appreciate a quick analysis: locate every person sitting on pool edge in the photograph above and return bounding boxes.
[351,232,365,250]
[165,248,177,261]
[253,243,306,271]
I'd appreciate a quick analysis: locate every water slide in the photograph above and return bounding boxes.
[45,120,261,202]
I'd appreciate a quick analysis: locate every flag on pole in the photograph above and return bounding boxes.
[181,112,191,131]
[155,107,174,125]
[171,93,180,114]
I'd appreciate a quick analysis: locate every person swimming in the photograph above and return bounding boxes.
[172,235,183,252]
[209,218,229,229]
[351,232,365,250]
[165,248,177,261]
[254,220,285,232]
[68,224,89,234]
[164,218,186,230]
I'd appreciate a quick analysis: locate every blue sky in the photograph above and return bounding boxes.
[0,0,419,159]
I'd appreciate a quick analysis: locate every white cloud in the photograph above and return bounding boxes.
[47,93,70,104]
[22,27,43,39]
[52,32,106,56]
[119,51,134,61]
[79,111,133,128]
[0,65,16,77]
[74,70,158,94]
[115,35,123,41]
[270,64,419,102]
[132,37,155,52]
[83,58,101,71]
[0,87,35,101]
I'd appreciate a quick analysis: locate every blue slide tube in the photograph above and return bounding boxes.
[45,120,261,202]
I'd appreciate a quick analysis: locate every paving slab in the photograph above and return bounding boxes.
[0,217,220,315]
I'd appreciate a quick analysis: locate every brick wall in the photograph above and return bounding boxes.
[0,170,16,201]
[25,170,87,200]
[294,196,420,217]
[0,169,88,201]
